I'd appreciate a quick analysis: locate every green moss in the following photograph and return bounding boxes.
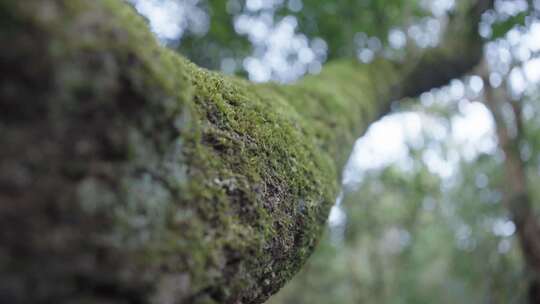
[0,1,398,303]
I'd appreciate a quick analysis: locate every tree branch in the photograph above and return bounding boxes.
[397,0,493,99]
[0,0,491,303]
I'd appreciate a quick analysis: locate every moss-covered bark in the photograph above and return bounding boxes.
[0,1,486,303]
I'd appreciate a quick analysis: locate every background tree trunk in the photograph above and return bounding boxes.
[483,75,540,304]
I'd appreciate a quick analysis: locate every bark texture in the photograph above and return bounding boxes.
[0,1,486,303]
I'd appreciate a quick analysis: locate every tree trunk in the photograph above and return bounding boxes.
[483,79,540,304]
[0,0,487,303]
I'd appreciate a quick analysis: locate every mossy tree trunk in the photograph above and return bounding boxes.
[0,0,489,303]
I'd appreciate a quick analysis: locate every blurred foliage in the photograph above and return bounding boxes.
[491,11,527,39]
[273,0,424,59]
[138,0,539,76]
[178,0,252,71]
[175,0,428,70]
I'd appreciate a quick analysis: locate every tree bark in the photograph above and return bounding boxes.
[483,78,540,304]
[0,0,487,303]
